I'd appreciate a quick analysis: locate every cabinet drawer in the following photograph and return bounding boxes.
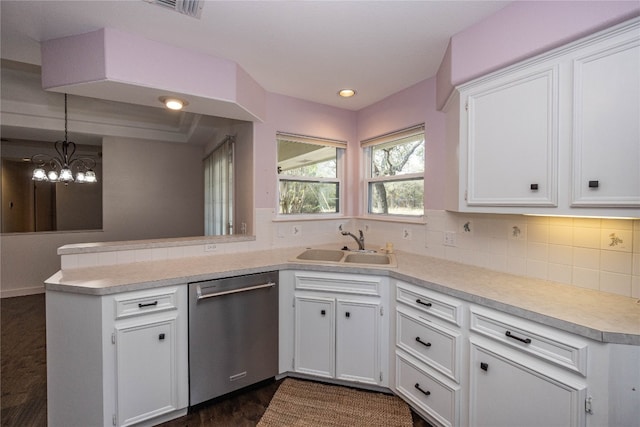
[114,288,179,320]
[396,353,459,427]
[397,307,460,382]
[469,306,588,376]
[294,271,381,296]
[396,282,463,327]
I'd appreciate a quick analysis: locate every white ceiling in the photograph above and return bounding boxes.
[1,0,509,111]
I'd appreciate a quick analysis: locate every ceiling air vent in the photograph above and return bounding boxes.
[145,0,204,19]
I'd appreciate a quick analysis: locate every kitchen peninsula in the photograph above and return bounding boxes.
[46,237,640,427]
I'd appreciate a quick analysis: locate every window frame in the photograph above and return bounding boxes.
[276,132,346,217]
[362,124,426,219]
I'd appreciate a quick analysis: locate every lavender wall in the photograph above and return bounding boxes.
[253,93,358,214]
[436,1,640,108]
[357,77,447,210]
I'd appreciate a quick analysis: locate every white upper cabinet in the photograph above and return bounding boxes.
[450,17,640,217]
[465,65,558,207]
[571,34,640,207]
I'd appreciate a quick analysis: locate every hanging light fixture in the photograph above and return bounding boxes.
[31,94,98,185]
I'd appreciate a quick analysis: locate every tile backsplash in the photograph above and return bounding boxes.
[349,210,638,299]
[62,208,639,299]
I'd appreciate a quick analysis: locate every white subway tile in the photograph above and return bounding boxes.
[526,259,548,280]
[572,267,600,290]
[573,247,600,269]
[528,223,549,243]
[77,253,99,268]
[97,251,117,266]
[548,263,572,285]
[134,249,152,263]
[151,247,169,261]
[573,227,601,249]
[60,255,78,270]
[548,244,573,265]
[549,225,573,246]
[599,271,632,297]
[527,242,548,262]
[600,250,633,274]
[632,276,640,299]
[116,250,136,264]
[506,257,527,276]
[600,229,632,252]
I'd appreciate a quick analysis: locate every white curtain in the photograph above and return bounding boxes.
[204,137,234,235]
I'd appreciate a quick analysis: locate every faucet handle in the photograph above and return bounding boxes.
[358,229,364,238]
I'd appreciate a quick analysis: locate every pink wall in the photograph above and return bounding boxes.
[253,93,358,213]
[357,77,446,210]
[436,1,640,108]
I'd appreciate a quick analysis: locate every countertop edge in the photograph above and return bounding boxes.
[44,252,640,346]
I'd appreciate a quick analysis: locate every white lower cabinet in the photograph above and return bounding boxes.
[469,340,586,427]
[115,317,180,426]
[294,296,335,378]
[394,281,464,427]
[335,299,381,383]
[396,353,460,427]
[111,286,188,427]
[468,305,588,427]
[288,271,388,386]
[46,285,188,427]
[280,271,637,427]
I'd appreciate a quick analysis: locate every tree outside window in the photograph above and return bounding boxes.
[277,133,344,215]
[364,126,425,216]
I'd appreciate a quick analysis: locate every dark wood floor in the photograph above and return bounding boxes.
[1,294,431,426]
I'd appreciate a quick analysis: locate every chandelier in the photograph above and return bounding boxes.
[31,94,98,184]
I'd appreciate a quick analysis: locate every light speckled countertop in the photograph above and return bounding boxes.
[45,246,640,345]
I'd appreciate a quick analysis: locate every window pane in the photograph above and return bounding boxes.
[371,135,424,177]
[279,180,339,214]
[278,140,337,178]
[368,179,423,216]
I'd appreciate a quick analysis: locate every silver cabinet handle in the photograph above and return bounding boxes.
[196,282,276,300]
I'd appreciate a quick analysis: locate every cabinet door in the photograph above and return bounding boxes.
[294,296,335,378]
[115,318,178,427]
[572,39,640,206]
[469,342,586,427]
[465,67,558,206]
[336,300,380,384]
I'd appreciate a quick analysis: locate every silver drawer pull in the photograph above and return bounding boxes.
[196,282,276,300]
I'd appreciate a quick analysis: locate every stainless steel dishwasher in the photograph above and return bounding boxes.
[188,271,278,406]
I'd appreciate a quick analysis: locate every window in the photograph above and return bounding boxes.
[363,125,425,217]
[277,132,345,215]
[204,136,234,235]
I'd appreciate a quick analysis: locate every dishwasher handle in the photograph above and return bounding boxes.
[196,281,276,300]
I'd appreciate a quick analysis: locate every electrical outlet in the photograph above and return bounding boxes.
[443,231,456,247]
[205,244,217,252]
[291,225,301,236]
[403,228,412,240]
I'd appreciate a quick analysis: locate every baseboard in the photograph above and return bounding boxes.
[1,286,45,298]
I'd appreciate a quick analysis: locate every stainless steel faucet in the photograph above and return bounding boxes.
[340,227,365,251]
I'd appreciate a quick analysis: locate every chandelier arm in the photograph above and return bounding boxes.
[54,140,76,167]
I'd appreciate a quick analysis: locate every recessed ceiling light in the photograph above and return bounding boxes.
[159,96,189,110]
[338,89,356,98]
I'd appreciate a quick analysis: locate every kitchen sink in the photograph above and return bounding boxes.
[292,249,396,268]
[295,249,346,262]
[343,253,391,265]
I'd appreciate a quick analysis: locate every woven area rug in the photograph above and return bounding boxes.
[257,378,412,426]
